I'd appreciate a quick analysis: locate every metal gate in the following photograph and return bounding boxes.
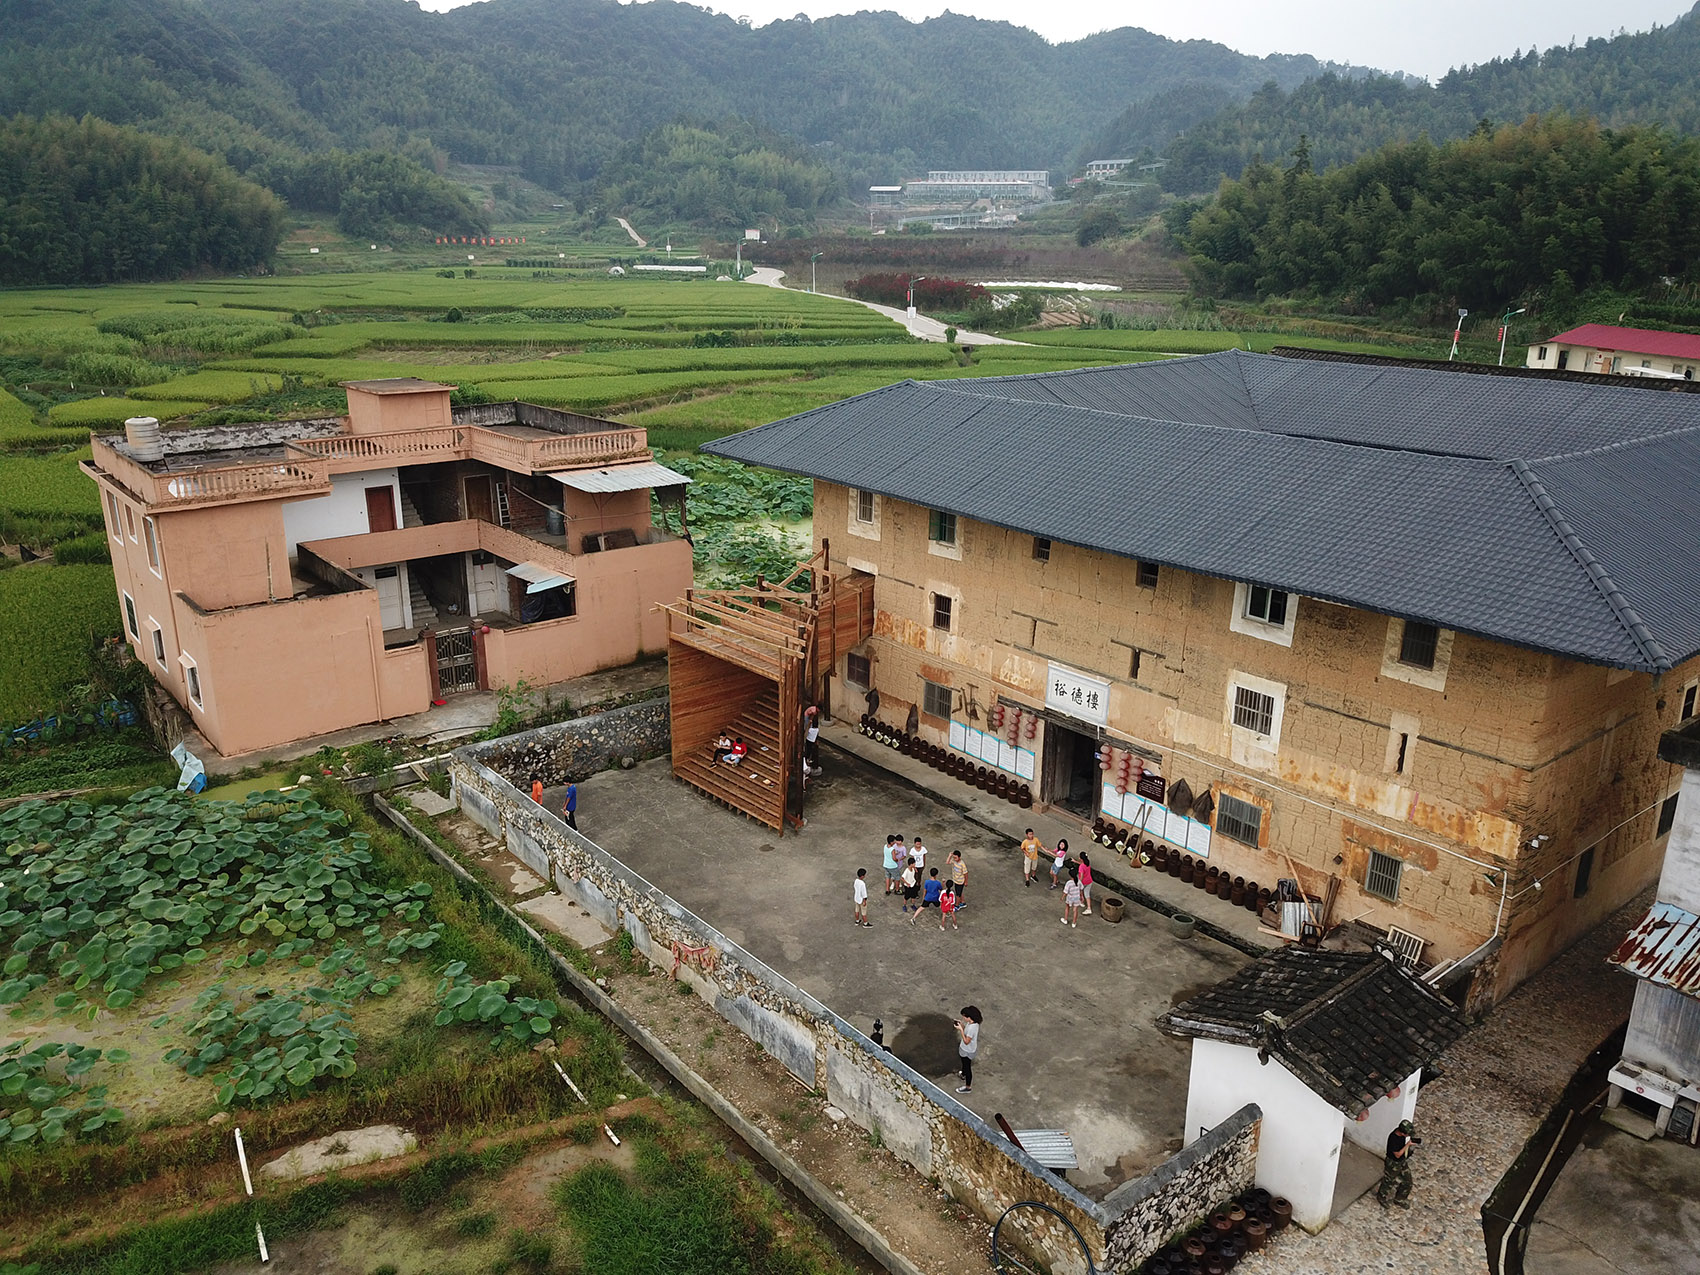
[435,626,478,695]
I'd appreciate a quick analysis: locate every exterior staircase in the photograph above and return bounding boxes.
[674,687,787,830]
[398,489,424,529]
[407,571,439,631]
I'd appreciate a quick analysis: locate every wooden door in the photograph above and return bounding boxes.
[372,566,403,629]
[464,475,494,523]
[365,486,397,533]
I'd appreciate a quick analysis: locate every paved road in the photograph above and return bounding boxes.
[744,266,1025,345]
[614,216,646,248]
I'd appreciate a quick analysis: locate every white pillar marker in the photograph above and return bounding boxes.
[603,1124,621,1147]
[553,1059,588,1103]
[235,1127,269,1262]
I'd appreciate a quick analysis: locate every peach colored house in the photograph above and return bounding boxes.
[82,379,694,757]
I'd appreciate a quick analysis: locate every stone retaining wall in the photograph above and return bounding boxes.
[452,725,1260,1273]
[469,698,668,787]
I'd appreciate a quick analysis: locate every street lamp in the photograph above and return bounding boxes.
[1497,306,1527,366]
[1447,308,1468,362]
[810,252,823,294]
[907,276,928,330]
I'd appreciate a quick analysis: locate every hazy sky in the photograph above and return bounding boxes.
[415,0,1692,81]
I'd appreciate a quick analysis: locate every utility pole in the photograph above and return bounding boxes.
[810,252,823,294]
[1497,306,1526,366]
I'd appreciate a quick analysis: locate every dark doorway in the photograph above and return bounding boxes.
[365,486,397,533]
[1043,721,1099,817]
[464,475,494,523]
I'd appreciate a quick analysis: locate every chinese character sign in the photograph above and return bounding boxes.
[1046,662,1110,726]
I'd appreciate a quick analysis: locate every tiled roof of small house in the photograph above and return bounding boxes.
[1156,948,1467,1118]
[703,349,1700,672]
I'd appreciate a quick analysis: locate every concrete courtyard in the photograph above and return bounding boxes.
[553,747,1252,1199]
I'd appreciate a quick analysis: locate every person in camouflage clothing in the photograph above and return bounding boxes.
[1377,1119,1417,1207]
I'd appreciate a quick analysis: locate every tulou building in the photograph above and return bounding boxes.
[82,379,693,758]
[706,349,1700,1009]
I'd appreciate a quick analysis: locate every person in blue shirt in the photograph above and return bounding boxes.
[912,868,943,925]
[561,782,578,830]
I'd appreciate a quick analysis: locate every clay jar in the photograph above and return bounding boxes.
[1270,1197,1293,1232]
[1167,849,1183,878]
[1241,1220,1268,1251]
[1179,856,1195,883]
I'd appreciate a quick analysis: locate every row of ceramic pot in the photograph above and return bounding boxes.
[858,716,1034,808]
[1142,1188,1291,1275]
[1091,819,1270,915]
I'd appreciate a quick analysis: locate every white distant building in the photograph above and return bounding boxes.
[867,185,903,207]
[1084,158,1134,180]
[903,170,1050,202]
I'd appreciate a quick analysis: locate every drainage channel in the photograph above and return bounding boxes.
[1480,1020,1627,1275]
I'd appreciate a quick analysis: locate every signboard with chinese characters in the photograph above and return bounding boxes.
[1046,662,1110,726]
[1135,774,1167,803]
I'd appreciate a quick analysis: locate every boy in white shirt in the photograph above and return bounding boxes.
[853,868,870,927]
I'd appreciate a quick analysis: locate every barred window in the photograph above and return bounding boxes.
[1033,537,1051,562]
[921,679,952,718]
[932,593,953,630]
[1364,850,1403,902]
[1399,621,1439,670]
[1232,685,1275,736]
[1137,561,1159,588]
[855,489,875,523]
[1215,794,1262,846]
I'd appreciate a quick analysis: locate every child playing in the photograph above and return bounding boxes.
[1078,852,1094,916]
[1049,837,1070,889]
[885,836,907,895]
[1062,868,1083,928]
[910,836,929,875]
[853,868,870,927]
[913,867,943,925]
[899,858,920,915]
[939,886,959,930]
[947,849,968,907]
[1021,828,1043,887]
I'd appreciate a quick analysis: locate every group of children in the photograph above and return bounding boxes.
[852,833,970,929]
[1021,828,1094,927]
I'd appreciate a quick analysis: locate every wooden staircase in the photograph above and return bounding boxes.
[673,687,786,830]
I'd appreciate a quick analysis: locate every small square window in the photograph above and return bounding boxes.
[1364,850,1403,902]
[150,624,166,666]
[921,679,952,718]
[124,506,137,542]
[144,517,160,573]
[928,509,957,545]
[1232,685,1275,736]
[1137,561,1159,588]
[1245,584,1287,626]
[1399,621,1439,670]
[932,593,953,631]
[1215,793,1262,846]
[1538,345,1548,361]
[846,652,871,687]
[1129,649,1142,680]
[1032,537,1051,562]
[123,592,139,639]
[184,661,203,707]
[855,489,875,523]
[1659,793,1680,837]
[1682,684,1697,719]
[107,492,122,540]
[1574,846,1595,897]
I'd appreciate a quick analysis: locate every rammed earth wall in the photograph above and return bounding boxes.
[451,713,1262,1273]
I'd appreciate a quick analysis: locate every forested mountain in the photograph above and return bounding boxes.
[0,116,283,285]
[1145,5,1700,191]
[1176,114,1700,313]
[0,0,1360,202]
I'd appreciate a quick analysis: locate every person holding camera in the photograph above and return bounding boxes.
[1377,1119,1419,1208]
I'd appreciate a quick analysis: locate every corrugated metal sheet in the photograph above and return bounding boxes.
[1610,901,1700,996]
[547,461,691,493]
[505,562,574,593]
[703,349,1700,671]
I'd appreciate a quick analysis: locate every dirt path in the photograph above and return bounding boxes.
[615,216,647,247]
[435,809,990,1275]
[742,266,1025,346]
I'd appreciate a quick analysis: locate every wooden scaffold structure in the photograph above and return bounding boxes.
[659,541,873,832]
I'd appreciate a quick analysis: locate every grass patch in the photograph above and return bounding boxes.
[0,565,119,722]
[0,449,99,518]
[46,398,208,426]
[128,370,285,404]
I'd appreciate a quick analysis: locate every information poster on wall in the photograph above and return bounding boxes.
[948,720,966,751]
[951,718,1034,782]
[1101,783,1124,820]
[1106,790,1212,859]
[966,727,985,760]
[1015,749,1035,780]
[998,740,1018,772]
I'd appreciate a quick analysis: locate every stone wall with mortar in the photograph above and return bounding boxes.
[470,697,669,787]
[451,735,1261,1274]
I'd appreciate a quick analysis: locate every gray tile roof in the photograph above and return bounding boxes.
[702,349,1700,671]
[1156,948,1467,1118]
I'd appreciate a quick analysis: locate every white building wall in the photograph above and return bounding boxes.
[1343,1067,1420,1154]
[1185,1038,1344,1232]
[281,469,402,560]
[1659,767,1700,914]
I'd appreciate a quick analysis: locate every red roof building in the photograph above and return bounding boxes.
[1528,323,1700,379]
